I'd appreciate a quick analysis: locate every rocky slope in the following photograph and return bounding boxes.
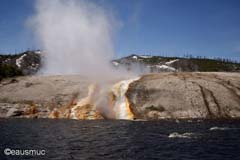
[0,75,95,119]
[0,50,41,80]
[1,51,240,81]
[127,72,240,119]
[0,72,239,120]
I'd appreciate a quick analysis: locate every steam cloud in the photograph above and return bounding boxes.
[29,0,119,80]
[27,0,141,119]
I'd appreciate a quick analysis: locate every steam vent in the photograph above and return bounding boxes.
[0,72,240,120]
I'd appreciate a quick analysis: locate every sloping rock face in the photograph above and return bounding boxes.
[0,75,102,119]
[126,72,240,119]
[1,73,240,120]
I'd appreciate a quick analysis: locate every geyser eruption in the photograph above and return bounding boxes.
[29,0,139,120]
[29,0,115,78]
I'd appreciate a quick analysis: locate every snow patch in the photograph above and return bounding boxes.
[156,65,176,71]
[139,55,153,58]
[165,59,179,65]
[16,54,27,68]
[35,50,41,54]
[112,61,119,66]
[132,55,138,59]
[4,59,10,63]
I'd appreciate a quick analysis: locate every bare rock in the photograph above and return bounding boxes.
[1,73,240,120]
[6,108,24,117]
[127,72,240,119]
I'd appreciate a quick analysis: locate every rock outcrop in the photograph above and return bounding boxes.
[0,75,95,119]
[0,72,240,120]
[127,72,240,119]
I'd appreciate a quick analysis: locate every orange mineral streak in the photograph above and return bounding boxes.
[48,77,139,120]
[125,98,134,119]
[48,84,103,120]
[111,77,139,120]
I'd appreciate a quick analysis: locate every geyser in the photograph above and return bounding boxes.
[29,0,139,119]
[29,0,116,79]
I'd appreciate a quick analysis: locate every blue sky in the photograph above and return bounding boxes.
[0,0,240,60]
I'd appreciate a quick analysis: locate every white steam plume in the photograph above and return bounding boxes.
[29,0,119,80]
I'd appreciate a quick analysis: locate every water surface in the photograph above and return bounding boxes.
[1,119,240,160]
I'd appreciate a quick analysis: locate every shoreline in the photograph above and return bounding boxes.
[1,72,240,120]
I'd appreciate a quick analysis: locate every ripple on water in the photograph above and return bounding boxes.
[209,126,240,131]
[168,132,199,139]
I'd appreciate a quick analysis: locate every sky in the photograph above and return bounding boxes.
[0,0,240,60]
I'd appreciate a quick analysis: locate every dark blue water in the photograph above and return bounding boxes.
[0,119,240,160]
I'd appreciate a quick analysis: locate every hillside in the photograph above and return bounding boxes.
[113,54,240,72]
[0,51,240,80]
[0,50,41,80]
